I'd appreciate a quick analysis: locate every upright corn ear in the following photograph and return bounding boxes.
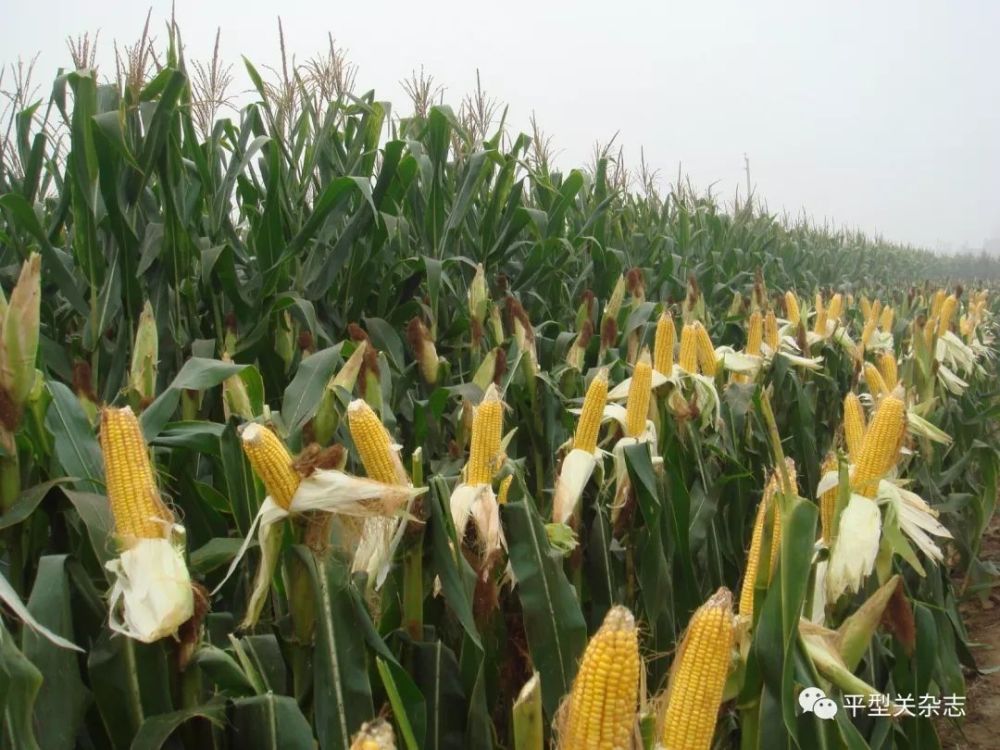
[938,294,957,335]
[574,370,608,453]
[625,353,653,438]
[843,392,866,462]
[878,351,899,390]
[764,310,780,350]
[348,399,408,485]
[0,253,41,404]
[930,289,946,318]
[860,315,877,352]
[467,384,503,485]
[694,322,717,376]
[879,305,894,331]
[746,311,763,356]
[860,295,872,321]
[241,423,301,509]
[679,323,699,373]
[661,588,735,750]
[828,293,844,321]
[813,294,827,335]
[864,361,889,396]
[852,393,906,497]
[819,452,838,545]
[558,606,640,750]
[654,312,676,374]
[99,407,172,540]
[785,291,800,325]
[128,301,159,408]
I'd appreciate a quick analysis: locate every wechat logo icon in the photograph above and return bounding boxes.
[799,687,838,720]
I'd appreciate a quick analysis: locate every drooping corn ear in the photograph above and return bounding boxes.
[852,391,906,497]
[842,392,866,463]
[784,290,801,325]
[660,588,735,750]
[573,369,608,453]
[557,606,640,750]
[347,399,408,485]
[654,311,676,375]
[240,422,301,509]
[693,322,717,376]
[625,352,653,438]
[99,407,173,541]
[678,323,699,374]
[467,384,503,485]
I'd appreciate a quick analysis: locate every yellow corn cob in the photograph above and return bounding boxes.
[860,316,877,352]
[813,294,827,336]
[625,353,653,438]
[574,369,608,453]
[959,315,972,339]
[930,289,946,318]
[241,423,301,510]
[879,305,894,332]
[869,300,882,326]
[852,393,906,497]
[784,291,800,325]
[679,323,699,374]
[938,294,957,336]
[661,588,735,750]
[559,606,640,750]
[497,474,513,505]
[746,311,763,357]
[694,322,717,376]
[864,361,889,396]
[878,352,898,390]
[842,392,866,463]
[819,452,838,546]
[859,295,872,321]
[828,293,843,321]
[348,399,406,486]
[738,462,794,618]
[99,407,172,539]
[924,317,937,347]
[764,310,779,351]
[468,385,503,485]
[654,312,676,375]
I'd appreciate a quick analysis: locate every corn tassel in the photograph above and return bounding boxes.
[348,399,408,485]
[468,385,503,485]
[842,392,866,463]
[574,370,608,453]
[100,407,172,540]
[558,606,640,749]
[694,322,717,376]
[679,323,698,373]
[661,588,735,750]
[241,424,301,510]
[852,393,906,497]
[654,312,676,375]
[625,353,653,438]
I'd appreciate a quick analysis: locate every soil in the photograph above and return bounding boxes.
[937,519,1000,749]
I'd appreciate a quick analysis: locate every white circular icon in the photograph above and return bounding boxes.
[798,687,826,713]
[813,697,838,720]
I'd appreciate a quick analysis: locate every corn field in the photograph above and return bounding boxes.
[1,24,999,750]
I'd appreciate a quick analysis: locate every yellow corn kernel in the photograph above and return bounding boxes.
[764,310,779,351]
[559,606,640,749]
[679,323,699,374]
[842,392,866,463]
[784,291,800,325]
[864,361,889,396]
[574,369,608,453]
[99,407,172,540]
[813,294,827,336]
[241,423,301,510]
[468,385,503,485]
[852,393,906,497]
[828,293,843,321]
[937,294,957,336]
[930,289,946,318]
[348,399,407,486]
[879,305,894,332]
[497,475,513,505]
[738,462,794,618]
[654,311,676,375]
[745,311,763,357]
[878,352,898,391]
[625,352,653,438]
[859,295,872,321]
[819,452,838,546]
[661,588,735,750]
[694,322,717,376]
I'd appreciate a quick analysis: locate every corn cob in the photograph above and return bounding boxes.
[348,399,407,486]
[468,385,503,485]
[764,310,779,351]
[559,606,640,749]
[784,291,800,325]
[738,462,794,618]
[864,361,889,396]
[746,311,763,357]
[852,393,906,497]
[654,312,676,375]
[878,352,898,390]
[497,475,513,505]
[937,294,957,336]
[99,407,172,539]
[574,369,608,453]
[819,452,838,545]
[661,588,735,750]
[828,293,843,321]
[679,323,699,374]
[694,322,717,376]
[869,299,882,325]
[930,289,946,318]
[859,295,872,321]
[813,294,827,336]
[879,305,894,332]
[860,315,877,352]
[842,392,866,463]
[241,423,301,510]
[625,353,653,438]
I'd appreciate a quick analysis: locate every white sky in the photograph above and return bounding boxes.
[4,0,999,252]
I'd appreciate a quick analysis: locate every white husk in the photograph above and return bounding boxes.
[552,448,599,524]
[826,495,881,601]
[107,536,194,643]
[449,482,504,556]
[877,481,952,563]
[606,369,670,400]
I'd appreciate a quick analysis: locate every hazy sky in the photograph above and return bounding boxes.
[3,1,999,251]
